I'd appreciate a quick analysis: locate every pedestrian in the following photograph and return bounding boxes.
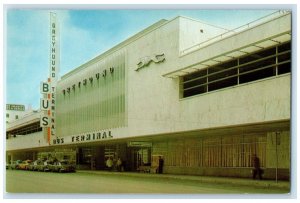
[112,157,117,171]
[117,158,122,172]
[251,154,262,180]
[158,156,164,174]
[106,157,113,171]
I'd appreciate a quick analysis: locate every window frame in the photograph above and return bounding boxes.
[181,42,291,98]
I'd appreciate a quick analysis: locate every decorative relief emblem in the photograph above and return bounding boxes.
[136,53,165,71]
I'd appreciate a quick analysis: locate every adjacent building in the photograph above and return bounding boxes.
[6,104,33,123]
[6,10,291,179]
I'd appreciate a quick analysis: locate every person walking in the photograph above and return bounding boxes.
[251,154,262,180]
[158,156,164,174]
[117,158,122,172]
[106,157,113,171]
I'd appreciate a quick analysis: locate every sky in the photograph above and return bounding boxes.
[5,8,278,110]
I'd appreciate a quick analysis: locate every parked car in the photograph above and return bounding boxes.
[28,160,42,171]
[50,160,76,173]
[18,160,32,170]
[37,160,53,172]
[10,160,22,170]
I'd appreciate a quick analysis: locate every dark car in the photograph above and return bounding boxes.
[50,160,76,173]
[36,160,53,172]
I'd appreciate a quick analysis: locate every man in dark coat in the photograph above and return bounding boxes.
[158,156,164,174]
[251,154,262,180]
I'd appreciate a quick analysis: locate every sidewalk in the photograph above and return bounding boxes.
[77,170,290,191]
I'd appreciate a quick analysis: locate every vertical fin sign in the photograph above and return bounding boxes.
[40,12,59,145]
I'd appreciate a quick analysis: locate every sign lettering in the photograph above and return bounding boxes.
[40,116,50,127]
[40,82,50,94]
[40,12,59,144]
[61,67,114,95]
[52,131,113,145]
[40,99,50,110]
[6,104,25,111]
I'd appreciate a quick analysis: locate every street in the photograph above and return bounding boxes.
[5,170,289,194]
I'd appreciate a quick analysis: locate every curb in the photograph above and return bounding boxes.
[77,170,290,191]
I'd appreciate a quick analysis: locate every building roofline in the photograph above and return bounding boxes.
[61,18,169,80]
[176,15,230,31]
[61,14,227,80]
[6,111,41,131]
[179,10,290,56]
[60,14,236,81]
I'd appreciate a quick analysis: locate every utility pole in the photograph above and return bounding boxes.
[275,131,280,183]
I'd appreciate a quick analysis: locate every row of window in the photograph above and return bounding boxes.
[6,121,42,139]
[181,42,291,98]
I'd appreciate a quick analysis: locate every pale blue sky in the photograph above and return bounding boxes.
[6,8,277,109]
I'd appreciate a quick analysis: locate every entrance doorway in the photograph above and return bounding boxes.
[128,147,151,171]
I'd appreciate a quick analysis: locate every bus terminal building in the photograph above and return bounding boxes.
[6,11,291,180]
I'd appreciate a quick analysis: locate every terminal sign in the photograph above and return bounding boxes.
[40,12,59,143]
[51,130,113,145]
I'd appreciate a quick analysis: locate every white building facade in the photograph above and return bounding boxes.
[6,104,34,123]
[6,11,291,179]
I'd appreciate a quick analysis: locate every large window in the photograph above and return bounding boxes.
[153,134,267,168]
[181,42,291,98]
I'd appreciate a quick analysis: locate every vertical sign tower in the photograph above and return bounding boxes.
[40,12,59,144]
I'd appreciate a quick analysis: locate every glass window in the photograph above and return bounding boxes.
[7,121,42,136]
[181,42,291,98]
[278,42,291,75]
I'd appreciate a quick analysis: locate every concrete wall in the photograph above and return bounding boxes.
[7,111,40,130]
[6,110,27,123]
[125,72,290,138]
[175,13,291,71]
[125,17,180,137]
[178,17,228,52]
[6,131,47,151]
